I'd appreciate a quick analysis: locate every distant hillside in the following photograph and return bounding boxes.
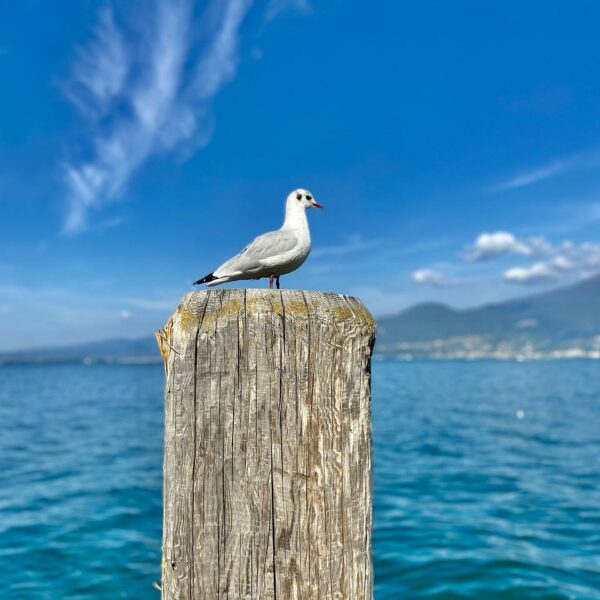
[377,274,600,359]
[2,275,599,363]
[0,336,159,365]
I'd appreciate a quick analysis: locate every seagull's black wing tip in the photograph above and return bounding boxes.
[193,273,217,286]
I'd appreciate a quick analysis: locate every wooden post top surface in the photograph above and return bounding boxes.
[157,289,376,365]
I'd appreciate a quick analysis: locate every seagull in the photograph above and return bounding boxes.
[193,189,324,289]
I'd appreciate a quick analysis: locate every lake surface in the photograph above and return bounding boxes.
[0,361,599,599]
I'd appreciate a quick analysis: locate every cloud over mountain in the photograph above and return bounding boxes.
[466,231,550,261]
[413,231,600,290]
[412,268,457,287]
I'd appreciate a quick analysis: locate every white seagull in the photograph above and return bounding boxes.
[193,189,324,289]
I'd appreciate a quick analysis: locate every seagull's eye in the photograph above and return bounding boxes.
[296,193,302,200]
[306,194,312,200]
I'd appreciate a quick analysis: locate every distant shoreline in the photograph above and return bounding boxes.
[0,357,163,367]
[1,356,599,366]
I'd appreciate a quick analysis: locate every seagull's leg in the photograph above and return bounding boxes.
[269,274,274,289]
[276,276,281,290]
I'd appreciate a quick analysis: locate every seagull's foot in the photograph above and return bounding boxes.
[276,276,280,290]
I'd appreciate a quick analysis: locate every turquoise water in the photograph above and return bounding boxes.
[373,362,600,599]
[1,362,599,598]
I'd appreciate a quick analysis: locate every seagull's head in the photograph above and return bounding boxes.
[287,188,324,210]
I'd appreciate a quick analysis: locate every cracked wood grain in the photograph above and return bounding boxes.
[159,289,376,599]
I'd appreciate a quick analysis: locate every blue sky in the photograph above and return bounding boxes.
[1,0,600,349]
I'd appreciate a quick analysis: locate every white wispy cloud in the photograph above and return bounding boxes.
[579,242,600,271]
[496,236,600,284]
[503,262,557,284]
[411,268,457,287]
[550,254,575,271]
[66,6,129,118]
[439,230,600,287]
[490,147,600,192]
[491,160,569,192]
[466,231,551,261]
[266,0,312,21]
[62,0,252,234]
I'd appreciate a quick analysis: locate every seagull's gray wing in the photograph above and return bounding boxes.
[214,230,298,277]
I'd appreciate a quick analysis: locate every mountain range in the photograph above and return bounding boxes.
[377,273,600,359]
[0,337,161,365]
[1,275,598,364]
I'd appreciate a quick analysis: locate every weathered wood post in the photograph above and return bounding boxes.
[156,289,376,599]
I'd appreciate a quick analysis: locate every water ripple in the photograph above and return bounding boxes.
[1,361,599,598]
[373,361,600,599]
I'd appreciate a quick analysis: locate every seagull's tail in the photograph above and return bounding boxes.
[192,273,217,285]
[193,273,233,287]
[206,278,230,287]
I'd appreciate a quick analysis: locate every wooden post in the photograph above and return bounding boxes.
[156,289,376,599]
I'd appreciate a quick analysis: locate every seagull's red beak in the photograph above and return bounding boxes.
[311,201,324,209]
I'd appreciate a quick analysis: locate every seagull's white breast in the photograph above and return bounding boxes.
[262,234,311,275]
